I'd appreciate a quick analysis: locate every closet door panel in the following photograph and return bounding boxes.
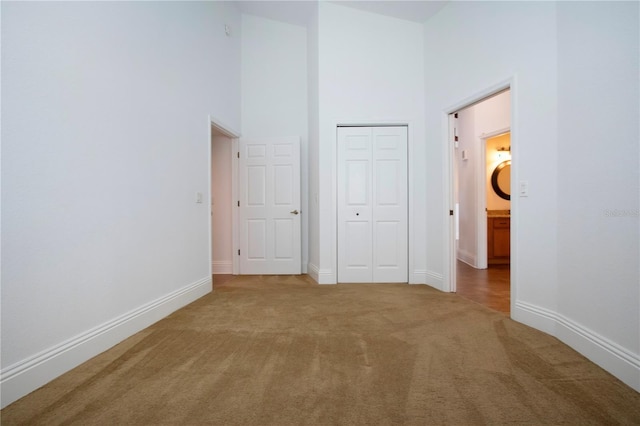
[372,127,408,283]
[337,127,373,282]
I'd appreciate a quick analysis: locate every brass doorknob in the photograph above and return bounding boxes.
[290,210,299,215]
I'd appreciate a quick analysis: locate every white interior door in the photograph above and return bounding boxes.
[337,126,408,283]
[239,137,301,275]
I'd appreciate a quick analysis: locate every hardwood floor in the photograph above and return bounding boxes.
[456,260,510,314]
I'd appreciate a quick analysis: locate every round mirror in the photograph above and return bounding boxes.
[491,160,511,200]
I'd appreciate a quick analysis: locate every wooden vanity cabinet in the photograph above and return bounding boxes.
[488,217,510,264]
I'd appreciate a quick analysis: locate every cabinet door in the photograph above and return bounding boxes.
[488,218,510,263]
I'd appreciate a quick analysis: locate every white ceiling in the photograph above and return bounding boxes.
[235,1,449,27]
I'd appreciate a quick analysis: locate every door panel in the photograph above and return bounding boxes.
[338,128,373,282]
[247,166,266,206]
[338,126,407,283]
[346,220,372,267]
[239,138,301,274]
[372,127,408,282]
[247,220,266,260]
[376,221,399,266]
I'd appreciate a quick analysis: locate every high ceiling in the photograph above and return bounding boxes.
[235,1,449,27]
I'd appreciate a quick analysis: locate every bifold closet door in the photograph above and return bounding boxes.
[337,126,408,283]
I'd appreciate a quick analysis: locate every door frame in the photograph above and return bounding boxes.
[332,120,414,284]
[442,79,516,314]
[208,115,240,276]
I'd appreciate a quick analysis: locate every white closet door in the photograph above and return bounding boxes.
[239,137,301,275]
[337,126,408,283]
[371,127,408,282]
[338,127,373,282]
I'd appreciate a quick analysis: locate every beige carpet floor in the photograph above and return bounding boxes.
[2,275,639,425]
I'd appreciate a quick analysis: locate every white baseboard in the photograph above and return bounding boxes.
[211,261,232,274]
[512,301,557,335]
[410,269,427,284]
[424,270,444,290]
[307,263,335,284]
[307,262,319,282]
[514,301,640,392]
[0,276,212,408]
[456,249,476,268]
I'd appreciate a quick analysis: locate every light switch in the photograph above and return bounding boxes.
[196,192,203,203]
[519,181,529,197]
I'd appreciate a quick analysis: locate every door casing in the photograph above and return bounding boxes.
[442,79,516,316]
[208,115,240,276]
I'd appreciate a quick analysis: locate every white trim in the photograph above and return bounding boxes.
[444,113,456,292]
[317,268,335,285]
[442,78,514,296]
[514,301,640,392]
[307,262,320,282]
[456,248,476,268]
[209,115,240,277]
[231,137,239,275]
[308,263,335,285]
[208,118,213,277]
[209,115,240,139]
[476,134,488,269]
[424,270,445,290]
[409,269,427,285]
[0,276,212,408]
[212,261,233,274]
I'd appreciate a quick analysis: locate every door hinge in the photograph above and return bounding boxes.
[238,249,240,256]
[237,152,240,158]
[450,210,454,216]
[454,113,458,119]
[237,200,240,207]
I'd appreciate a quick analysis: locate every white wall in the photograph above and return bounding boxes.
[211,134,233,273]
[1,1,241,406]
[425,0,558,307]
[307,4,320,280]
[456,92,510,267]
[556,1,639,388]
[314,2,427,284]
[241,13,309,272]
[425,1,639,391]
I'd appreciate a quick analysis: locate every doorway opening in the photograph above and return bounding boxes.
[448,89,512,314]
[209,117,240,287]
